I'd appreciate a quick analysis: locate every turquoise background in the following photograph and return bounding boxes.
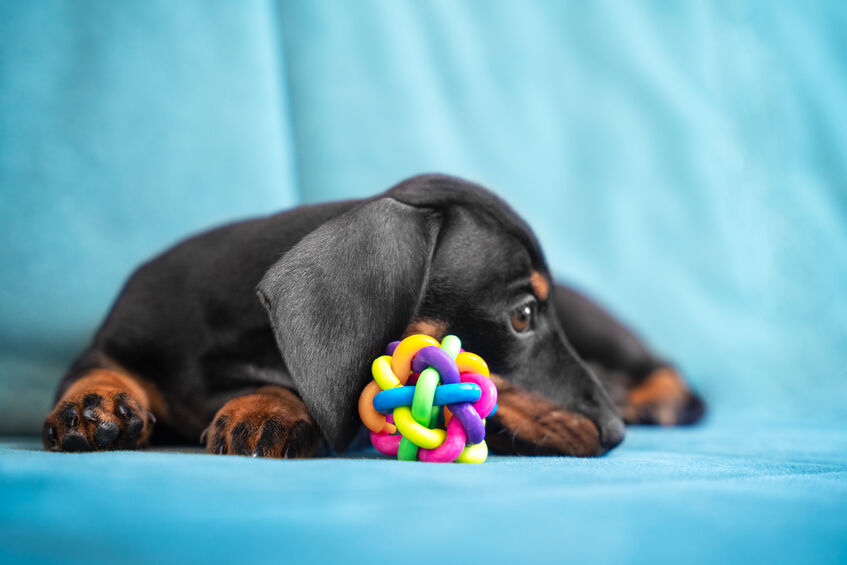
[1,1,845,563]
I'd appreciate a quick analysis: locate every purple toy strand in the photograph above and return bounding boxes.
[410,346,459,383]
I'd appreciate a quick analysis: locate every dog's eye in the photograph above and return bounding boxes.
[510,303,534,333]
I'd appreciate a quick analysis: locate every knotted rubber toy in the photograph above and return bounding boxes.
[357,334,498,463]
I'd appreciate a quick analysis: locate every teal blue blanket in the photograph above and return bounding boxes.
[2,423,846,564]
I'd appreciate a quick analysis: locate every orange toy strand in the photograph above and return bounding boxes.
[358,381,396,434]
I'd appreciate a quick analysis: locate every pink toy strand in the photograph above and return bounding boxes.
[370,414,400,455]
[417,372,496,463]
[417,417,466,462]
[371,431,401,456]
[461,372,498,418]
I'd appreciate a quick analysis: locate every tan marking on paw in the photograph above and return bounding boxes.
[205,386,319,458]
[623,368,690,426]
[486,374,601,456]
[95,353,169,419]
[44,369,157,451]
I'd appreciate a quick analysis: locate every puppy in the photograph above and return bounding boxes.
[43,174,704,457]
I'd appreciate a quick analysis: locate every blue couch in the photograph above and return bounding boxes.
[1,2,845,563]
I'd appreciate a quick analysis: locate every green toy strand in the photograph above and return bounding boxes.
[411,367,439,424]
[397,437,418,461]
[440,335,462,359]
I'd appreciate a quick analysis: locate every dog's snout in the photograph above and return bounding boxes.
[598,416,625,451]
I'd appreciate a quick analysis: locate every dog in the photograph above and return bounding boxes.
[43,174,704,457]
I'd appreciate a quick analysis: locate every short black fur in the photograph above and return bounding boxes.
[50,174,704,457]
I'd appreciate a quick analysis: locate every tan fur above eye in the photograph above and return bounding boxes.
[530,270,549,301]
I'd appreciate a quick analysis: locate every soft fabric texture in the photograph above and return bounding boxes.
[2,424,845,565]
[0,1,299,431]
[1,1,845,563]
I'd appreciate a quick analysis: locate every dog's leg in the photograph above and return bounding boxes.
[43,354,163,451]
[486,374,606,456]
[203,386,320,458]
[554,284,705,425]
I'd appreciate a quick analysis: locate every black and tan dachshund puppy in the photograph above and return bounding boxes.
[43,174,704,457]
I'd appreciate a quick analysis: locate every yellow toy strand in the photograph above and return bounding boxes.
[372,355,401,390]
[390,334,440,383]
[456,440,488,463]
[393,406,447,449]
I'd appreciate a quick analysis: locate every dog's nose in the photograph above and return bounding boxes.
[598,416,625,451]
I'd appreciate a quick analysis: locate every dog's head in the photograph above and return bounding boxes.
[258,174,625,456]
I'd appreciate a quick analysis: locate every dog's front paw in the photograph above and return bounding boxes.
[203,386,319,458]
[43,370,155,452]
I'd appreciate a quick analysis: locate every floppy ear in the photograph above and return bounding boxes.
[257,198,441,453]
